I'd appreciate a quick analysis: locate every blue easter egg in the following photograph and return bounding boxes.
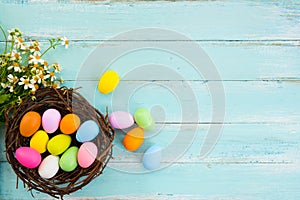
[142,145,162,170]
[76,120,100,142]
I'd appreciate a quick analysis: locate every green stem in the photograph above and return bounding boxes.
[0,25,8,54]
[40,40,60,57]
[21,51,30,66]
[10,40,14,54]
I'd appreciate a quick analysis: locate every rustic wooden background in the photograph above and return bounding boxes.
[1,0,300,199]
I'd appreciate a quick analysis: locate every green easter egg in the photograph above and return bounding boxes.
[134,108,155,130]
[59,146,79,172]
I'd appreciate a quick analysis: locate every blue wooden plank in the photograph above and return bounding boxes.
[2,123,300,163]
[37,42,300,81]
[111,123,300,165]
[63,80,300,123]
[0,0,300,199]
[1,162,300,200]
[0,1,299,40]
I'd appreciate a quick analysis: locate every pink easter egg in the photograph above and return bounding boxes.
[109,111,134,129]
[42,109,61,133]
[77,142,98,168]
[15,147,41,168]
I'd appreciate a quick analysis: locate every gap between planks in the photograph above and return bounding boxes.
[1,40,300,47]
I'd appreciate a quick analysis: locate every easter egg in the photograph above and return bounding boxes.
[134,108,155,130]
[47,134,71,155]
[76,120,99,143]
[42,109,61,134]
[123,127,144,151]
[30,130,49,153]
[59,146,79,172]
[19,111,41,137]
[15,147,41,168]
[109,111,134,129]
[78,142,98,168]
[38,155,59,179]
[142,145,162,170]
[98,70,120,94]
[60,113,81,134]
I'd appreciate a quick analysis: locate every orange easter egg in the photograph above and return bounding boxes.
[20,111,41,137]
[123,127,144,151]
[60,114,81,134]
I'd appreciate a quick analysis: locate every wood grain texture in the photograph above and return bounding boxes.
[32,42,300,81]
[0,0,300,199]
[0,1,300,40]
[1,162,300,200]
[62,80,300,124]
[2,124,300,163]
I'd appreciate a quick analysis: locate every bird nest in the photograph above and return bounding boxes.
[5,87,115,199]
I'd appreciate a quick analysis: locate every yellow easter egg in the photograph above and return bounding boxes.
[98,70,120,94]
[47,134,71,156]
[30,130,49,153]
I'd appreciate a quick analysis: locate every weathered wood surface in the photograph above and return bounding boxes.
[0,0,300,199]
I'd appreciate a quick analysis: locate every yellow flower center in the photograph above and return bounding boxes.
[24,80,29,85]
[50,72,55,77]
[13,62,19,67]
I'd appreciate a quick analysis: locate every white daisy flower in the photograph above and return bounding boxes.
[7,28,22,41]
[61,37,69,49]
[7,74,18,84]
[47,71,56,82]
[18,77,34,90]
[28,54,45,65]
[30,64,43,74]
[33,71,49,84]
[7,62,22,72]
[10,50,21,61]
[14,37,27,50]
[29,40,40,53]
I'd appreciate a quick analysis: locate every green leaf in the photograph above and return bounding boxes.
[0,94,10,104]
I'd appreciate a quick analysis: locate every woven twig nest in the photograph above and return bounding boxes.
[5,87,115,199]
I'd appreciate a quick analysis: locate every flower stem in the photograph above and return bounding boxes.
[10,41,14,54]
[41,40,60,57]
[0,25,8,54]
